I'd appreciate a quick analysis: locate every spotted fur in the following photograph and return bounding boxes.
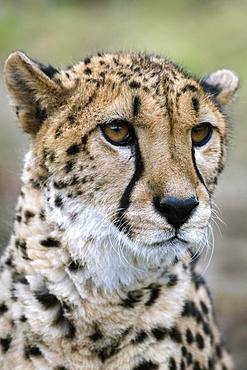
[0,51,239,369]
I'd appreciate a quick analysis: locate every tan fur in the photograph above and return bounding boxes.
[0,51,238,369]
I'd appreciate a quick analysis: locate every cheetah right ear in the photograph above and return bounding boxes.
[4,51,65,136]
[200,69,239,106]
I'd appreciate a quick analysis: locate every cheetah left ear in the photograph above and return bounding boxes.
[200,69,239,106]
[4,51,65,136]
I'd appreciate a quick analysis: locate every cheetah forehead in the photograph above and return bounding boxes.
[4,51,238,140]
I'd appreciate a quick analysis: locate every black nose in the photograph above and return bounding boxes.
[154,196,199,229]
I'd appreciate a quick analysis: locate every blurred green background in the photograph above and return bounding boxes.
[0,0,246,368]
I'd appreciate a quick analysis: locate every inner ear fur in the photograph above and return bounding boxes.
[200,69,239,106]
[4,51,65,136]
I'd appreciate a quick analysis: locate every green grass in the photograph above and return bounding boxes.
[0,0,246,75]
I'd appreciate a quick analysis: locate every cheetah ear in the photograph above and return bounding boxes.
[4,51,64,136]
[200,69,239,106]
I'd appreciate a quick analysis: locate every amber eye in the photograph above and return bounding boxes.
[101,120,134,146]
[191,123,213,147]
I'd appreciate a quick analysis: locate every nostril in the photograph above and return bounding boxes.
[154,196,199,229]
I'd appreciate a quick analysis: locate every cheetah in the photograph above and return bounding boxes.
[0,51,239,370]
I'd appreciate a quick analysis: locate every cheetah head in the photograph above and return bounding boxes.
[4,52,239,290]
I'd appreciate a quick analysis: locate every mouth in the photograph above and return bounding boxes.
[142,235,189,249]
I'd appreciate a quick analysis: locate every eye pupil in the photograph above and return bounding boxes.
[101,120,133,145]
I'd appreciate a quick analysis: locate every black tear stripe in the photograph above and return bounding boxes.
[114,138,144,234]
[191,147,209,193]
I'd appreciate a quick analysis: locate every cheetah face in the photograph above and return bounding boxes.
[5,52,239,282]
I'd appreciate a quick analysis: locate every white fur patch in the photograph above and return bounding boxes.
[47,191,209,293]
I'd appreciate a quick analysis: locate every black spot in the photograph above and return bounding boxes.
[12,271,28,285]
[48,151,55,162]
[215,343,222,358]
[16,106,20,117]
[191,271,205,290]
[40,238,60,247]
[113,57,119,65]
[53,181,67,189]
[196,333,205,349]
[181,84,198,93]
[35,105,47,122]
[15,238,29,260]
[64,160,74,173]
[96,345,119,363]
[55,195,63,208]
[181,346,187,357]
[186,352,193,365]
[68,114,75,124]
[52,305,76,339]
[208,358,215,369]
[131,330,148,344]
[95,328,130,362]
[24,210,35,223]
[66,144,80,155]
[193,361,202,370]
[169,357,177,370]
[37,62,59,79]
[89,323,103,342]
[133,96,141,116]
[34,287,60,309]
[16,215,22,222]
[84,67,92,75]
[70,176,79,186]
[0,303,8,315]
[151,326,168,341]
[169,326,182,343]
[65,321,76,339]
[5,256,13,267]
[24,344,42,358]
[167,274,178,287]
[81,176,89,184]
[39,209,46,221]
[129,80,141,89]
[0,335,12,353]
[145,284,161,306]
[180,359,186,370]
[55,125,62,138]
[186,328,194,344]
[81,134,88,145]
[202,321,213,342]
[84,57,91,65]
[20,315,27,322]
[120,290,143,308]
[200,300,209,315]
[67,258,83,271]
[133,359,159,370]
[182,300,202,323]
[54,367,68,370]
[192,97,199,112]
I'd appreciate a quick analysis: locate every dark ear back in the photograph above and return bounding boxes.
[4,51,63,136]
[200,69,239,106]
